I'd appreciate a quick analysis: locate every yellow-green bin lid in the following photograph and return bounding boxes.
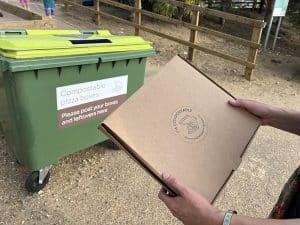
[0,30,154,59]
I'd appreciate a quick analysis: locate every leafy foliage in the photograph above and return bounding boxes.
[151,1,178,17]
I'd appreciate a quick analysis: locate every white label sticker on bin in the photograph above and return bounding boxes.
[56,75,128,128]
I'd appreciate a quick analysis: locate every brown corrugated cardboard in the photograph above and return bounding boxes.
[100,55,261,202]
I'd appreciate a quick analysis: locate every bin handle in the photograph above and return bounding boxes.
[70,39,112,44]
[0,30,26,35]
[80,30,97,35]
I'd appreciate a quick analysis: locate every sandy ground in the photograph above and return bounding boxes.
[0,1,300,224]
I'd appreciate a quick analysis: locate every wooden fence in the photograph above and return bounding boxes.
[62,0,265,80]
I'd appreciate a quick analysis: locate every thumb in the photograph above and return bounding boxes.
[161,173,188,197]
[229,99,254,112]
[228,99,241,107]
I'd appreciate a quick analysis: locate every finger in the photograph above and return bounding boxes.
[158,188,176,208]
[228,99,247,108]
[231,99,263,112]
[161,173,188,196]
[229,99,257,112]
[228,99,239,107]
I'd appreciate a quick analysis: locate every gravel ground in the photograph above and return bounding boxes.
[0,1,300,224]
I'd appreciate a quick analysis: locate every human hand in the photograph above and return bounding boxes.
[229,99,275,125]
[158,173,224,225]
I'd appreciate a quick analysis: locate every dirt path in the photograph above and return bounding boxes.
[0,1,300,224]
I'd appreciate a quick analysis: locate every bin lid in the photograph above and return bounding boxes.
[0,30,154,59]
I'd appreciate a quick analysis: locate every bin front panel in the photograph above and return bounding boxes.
[8,57,147,170]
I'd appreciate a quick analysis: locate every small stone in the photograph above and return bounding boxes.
[38,190,43,195]
[230,69,237,74]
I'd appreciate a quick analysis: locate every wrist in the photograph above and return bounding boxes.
[214,210,226,225]
[266,107,289,127]
[262,106,283,126]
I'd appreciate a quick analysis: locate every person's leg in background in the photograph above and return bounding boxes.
[51,8,55,18]
[20,0,26,9]
[45,8,53,18]
[21,0,30,10]
[43,0,56,18]
[25,0,30,10]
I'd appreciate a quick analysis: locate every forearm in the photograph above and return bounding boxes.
[268,107,300,135]
[231,214,300,225]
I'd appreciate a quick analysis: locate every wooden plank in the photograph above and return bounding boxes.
[139,25,255,68]
[203,8,265,28]
[199,26,260,48]
[0,0,42,20]
[244,26,262,80]
[158,0,202,11]
[99,9,137,27]
[61,0,98,13]
[0,19,56,29]
[157,0,264,27]
[140,9,260,48]
[100,0,134,11]
[188,8,200,61]
[135,0,142,36]
[94,0,100,25]
[62,0,135,27]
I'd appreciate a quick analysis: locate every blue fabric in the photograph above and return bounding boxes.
[43,0,56,9]
[45,8,55,16]
[82,0,94,6]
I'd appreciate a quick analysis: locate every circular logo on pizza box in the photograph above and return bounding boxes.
[171,107,207,142]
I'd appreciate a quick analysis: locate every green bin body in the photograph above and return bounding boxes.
[0,30,155,171]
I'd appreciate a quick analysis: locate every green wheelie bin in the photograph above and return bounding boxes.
[0,29,155,192]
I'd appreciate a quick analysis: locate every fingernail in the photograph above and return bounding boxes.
[162,173,170,179]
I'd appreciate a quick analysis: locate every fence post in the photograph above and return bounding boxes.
[94,0,100,25]
[134,0,142,36]
[187,8,200,62]
[244,26,262,80]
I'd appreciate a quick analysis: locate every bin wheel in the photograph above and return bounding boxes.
[25,171,50,193]
[101,140,120,150]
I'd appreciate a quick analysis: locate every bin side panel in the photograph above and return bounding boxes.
[1,70,24,161]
